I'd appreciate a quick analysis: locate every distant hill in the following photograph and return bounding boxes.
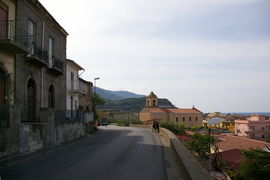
[98,97,175,112]
[95,87,145,100]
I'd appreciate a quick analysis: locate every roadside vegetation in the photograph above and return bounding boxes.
[229,148,270,180]
[108,119,143,126]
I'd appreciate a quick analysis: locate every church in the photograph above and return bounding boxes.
[139,92,204,127]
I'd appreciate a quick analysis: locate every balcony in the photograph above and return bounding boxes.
[25,45,49,67]
[0,20,29,54]
[47,56,64,75]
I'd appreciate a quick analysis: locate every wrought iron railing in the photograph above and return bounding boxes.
[0,20,30,49]
[51,56,64,72]
[28,45,49,65]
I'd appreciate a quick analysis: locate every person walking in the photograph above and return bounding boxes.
[156,120,160,133]
[152,120,157,132]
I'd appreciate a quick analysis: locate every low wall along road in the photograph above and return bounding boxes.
[130,124,213,180]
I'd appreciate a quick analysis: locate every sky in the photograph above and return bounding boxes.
[39,0,270,113]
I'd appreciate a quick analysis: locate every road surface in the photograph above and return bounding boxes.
[0,125,167,180]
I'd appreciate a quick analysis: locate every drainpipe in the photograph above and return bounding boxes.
[40,21,45,108]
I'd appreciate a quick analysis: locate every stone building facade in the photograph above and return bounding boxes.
[0,0,30,157]
[140,92,203,127]
[0,0,93,158]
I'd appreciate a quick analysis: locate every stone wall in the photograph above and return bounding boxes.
[0,105,21,157]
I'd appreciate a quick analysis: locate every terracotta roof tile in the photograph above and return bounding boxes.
[216,149,244,169]
[215,134,270,151]
[168,108,202,114]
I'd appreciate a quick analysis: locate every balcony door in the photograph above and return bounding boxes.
[0,7,8,39]
[0,67,6,104]
[27,79,36,121]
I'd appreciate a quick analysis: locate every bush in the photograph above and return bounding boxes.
[187,132,214,160]
[108,118,143,126]
[160,121,185,135]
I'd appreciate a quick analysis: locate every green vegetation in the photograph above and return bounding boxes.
[108,119,143,126]
[187,132,214,160]
[99,97,175,112]
[160,121,186,135]
[231,149,270,180]
[93,93,106,121]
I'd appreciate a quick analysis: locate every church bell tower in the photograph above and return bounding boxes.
[146,91,158,107]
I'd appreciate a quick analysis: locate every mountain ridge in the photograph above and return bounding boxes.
[95,87,145,100]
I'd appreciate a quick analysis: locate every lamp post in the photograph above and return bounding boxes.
[93,77,100,124]
[94,77,100,96]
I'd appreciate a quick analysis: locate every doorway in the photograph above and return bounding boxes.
[27,79,36,121]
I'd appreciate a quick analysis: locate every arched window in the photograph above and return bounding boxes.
[153,100,156,106]
[48,85,55,108]
[0,67,7,104]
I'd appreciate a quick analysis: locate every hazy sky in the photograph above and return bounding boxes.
[39,0,270,112]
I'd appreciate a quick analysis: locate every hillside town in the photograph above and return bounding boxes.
[0,0,269,180]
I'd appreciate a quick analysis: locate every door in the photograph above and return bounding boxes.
[27,79,36,121]
[0,68,6,104]
[0,7,8,39]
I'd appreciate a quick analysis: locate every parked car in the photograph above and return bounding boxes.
[101,118,108,126]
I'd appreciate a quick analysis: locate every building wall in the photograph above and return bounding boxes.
[0,0,16,104]
[66,63,82,111]
[0,105,21,157]
[235,120,270,139]
[15,0,67,113]
[169,113,203,128]
[2,0,15,20]
[139,112,168,123]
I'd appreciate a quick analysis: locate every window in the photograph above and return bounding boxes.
[176,117,179,122]
[75,99,77,110]
[262,127,264,131]
[48,37,54,67]
[48,85,55,108]
[153,100,156,106]
[183,117,185,122]
[195,117,198,121]
[189,117,192,121]
[147,100,149,107]
[28,20,36,54]
[71,72,74,90]
[0,6,8,39]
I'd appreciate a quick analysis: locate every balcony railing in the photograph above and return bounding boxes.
[0,20,30,53]
[47,56,64,75]
[25,45,49,66]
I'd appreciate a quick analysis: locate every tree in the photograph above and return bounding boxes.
[187,133,214,159]
[92,93,106,121]
[233,149,270,180]
[177,122,185,140]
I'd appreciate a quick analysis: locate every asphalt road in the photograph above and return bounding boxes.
[0,125,167,180]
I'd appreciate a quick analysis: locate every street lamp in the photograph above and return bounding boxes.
[93,77,100,124]
[94,77,100,96]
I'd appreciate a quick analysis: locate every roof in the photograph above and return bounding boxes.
[141,107,168,113]
[141,107,203,114]
[176,135,193,141]
[216,149,244,169]
[205,117,227,125]
[67,59,84,70]
[215,134,270,152]
[168,108,202,114]
[79,78,92,85]
[31,0,68,36]
[147,91,157,98]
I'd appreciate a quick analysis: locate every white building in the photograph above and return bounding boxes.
[66,59,84,115]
